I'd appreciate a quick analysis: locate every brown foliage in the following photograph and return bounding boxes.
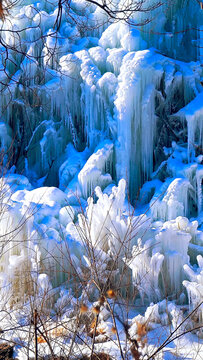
[0,0,4,19]
[80,303,89,314]
[106,289,116,299]
[81,353,112,360]
[136,321,147,341]
[130,345,140,360]
[0,343,14,359]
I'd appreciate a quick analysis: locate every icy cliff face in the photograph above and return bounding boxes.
[0,0,202,196]
[0,0,202,340]
[135,0,201,61]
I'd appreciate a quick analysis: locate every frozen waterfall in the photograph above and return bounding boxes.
[0,1,202,350]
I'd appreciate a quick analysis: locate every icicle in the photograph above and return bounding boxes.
[155,217,195,295]
[175,92,203,162]
[183,255,203,328]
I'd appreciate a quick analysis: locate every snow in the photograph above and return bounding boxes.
[0,0,202,358]
[24,186,67,206]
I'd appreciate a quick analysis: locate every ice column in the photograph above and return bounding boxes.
[115,49,163,200]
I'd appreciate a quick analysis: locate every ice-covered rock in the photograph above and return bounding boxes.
[78,140,114,198]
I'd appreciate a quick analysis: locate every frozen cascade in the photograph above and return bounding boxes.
[183,255,203,328]
[150,178,194,221]
[79,49,104,148]
[155,217,198,295]
[0,176,86,297]
[115,49,161,199]
[126,238,164,303]
[114,48,201,200]
[78,140,114,198]
[59,143,90,191]
[0,204,33,272]
[196,167,203,215]
[174,91,203,162]
[0,1,202,346]
[59,53,82,125]
[0,123,12,167]
[78,49,118,148]
[67,179,151,256]
[134,0,202,61]
[0,0,202,201]
[42,29,69,69]
[0,186,38,303]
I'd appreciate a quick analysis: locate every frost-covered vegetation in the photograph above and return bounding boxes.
[0,0,202,358]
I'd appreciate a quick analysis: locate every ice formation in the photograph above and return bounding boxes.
[78,140,114,197]
[0,0,202,357]
[183,255,203,326]
[126,238,164,303]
